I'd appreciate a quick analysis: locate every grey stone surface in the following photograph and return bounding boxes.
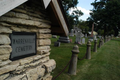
[0,35,11,45]
[82,38,85,44]
[57,36,70,43]
[0,73,9,80]
[69,29,74,36]
[54,42,60,47]
[52,35,57,38]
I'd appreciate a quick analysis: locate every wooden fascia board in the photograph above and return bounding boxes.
[51,0,69,36]
[0,0,28,17]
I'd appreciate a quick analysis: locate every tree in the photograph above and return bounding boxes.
[77,20,89,34]
[61,0,83,30]
[88,0,120,36]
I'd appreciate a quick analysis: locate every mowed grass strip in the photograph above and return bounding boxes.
[50,37,120,80]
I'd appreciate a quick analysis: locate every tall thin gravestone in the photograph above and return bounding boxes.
[82,38,85,44]
[69,29,74,37]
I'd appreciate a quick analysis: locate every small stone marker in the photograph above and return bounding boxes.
[52,35,57,38]
[69,29,74,37]
[57,36,70,43]
[85,34,87,38]
[82,38,85,44]
[54,42,60,47]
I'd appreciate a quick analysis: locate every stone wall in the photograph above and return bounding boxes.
[0,0,56,80]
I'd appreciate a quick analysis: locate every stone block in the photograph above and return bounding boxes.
[33,55,43,61]
[5,12,16,17]
[12,8,27,14]
[0,73,9,80]
[40,23,51,28]
[0,60,1,64]
[0,25,12,33]
[26,66,45,80]
[0,54,10,61]
[45,76,52,80]
[38,29,51,34]
[15,12,29,19]
[41,56,50,63]
[42,73,51,80]
[13,65,25,74]
[0,45,12,55]
[0,61,19,75]
[16,65,25,71]
[28,27,38,32]
[43,59,56,73]
[0,16,41,27]
[52,35,57,38]
[19,57,34,65]
[0,22,13,27]
[0,60,12,67]
[29,61,41,67]
[38,39,51,46]
[0,35,11,45]
[54,42,60,47]
[21,76,28,80]
[37,46,50,50]
[11,26,21,32]
[36,66,45,77]
[37,34,52,39]
[33,52,50,61]
[37,50,51,55]
[8,74,26,80]
[42,52,50,58]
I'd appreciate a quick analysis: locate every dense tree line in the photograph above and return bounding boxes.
[88,0,120,36]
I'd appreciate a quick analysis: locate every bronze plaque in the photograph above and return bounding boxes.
[10,32,36,60]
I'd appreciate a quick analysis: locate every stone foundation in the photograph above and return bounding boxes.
[0,0,56,80]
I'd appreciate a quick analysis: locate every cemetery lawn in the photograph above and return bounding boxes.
[50,36,120,80]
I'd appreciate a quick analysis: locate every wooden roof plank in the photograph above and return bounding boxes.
[51,0,69,36]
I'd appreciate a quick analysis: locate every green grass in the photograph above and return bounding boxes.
[50,36,120,80]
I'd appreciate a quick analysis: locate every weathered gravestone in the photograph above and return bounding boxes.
[54,42,60,47]
[85,34,87,38]
[57,36,70,43]
[94,35,97,40]
[82,38,85,44]
[75,30,82,44]
[69,29,74,37]
[52,35,57,38]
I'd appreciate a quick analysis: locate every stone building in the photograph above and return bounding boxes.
[0,0,69,80]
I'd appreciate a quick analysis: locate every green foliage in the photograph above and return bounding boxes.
[77,20,89,34]
[61,0,83,30]
[97,29,104,35]
[88,0,120,36]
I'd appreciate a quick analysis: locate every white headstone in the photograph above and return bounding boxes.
[94,35,97,40]
[69,29,74,36]
[82,38,85,44]
[85,34,87,38]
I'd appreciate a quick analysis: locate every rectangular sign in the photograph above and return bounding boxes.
[0,0,28,16]
[10,32,36,60]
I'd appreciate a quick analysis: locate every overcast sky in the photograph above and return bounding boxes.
[69,0,95,21]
